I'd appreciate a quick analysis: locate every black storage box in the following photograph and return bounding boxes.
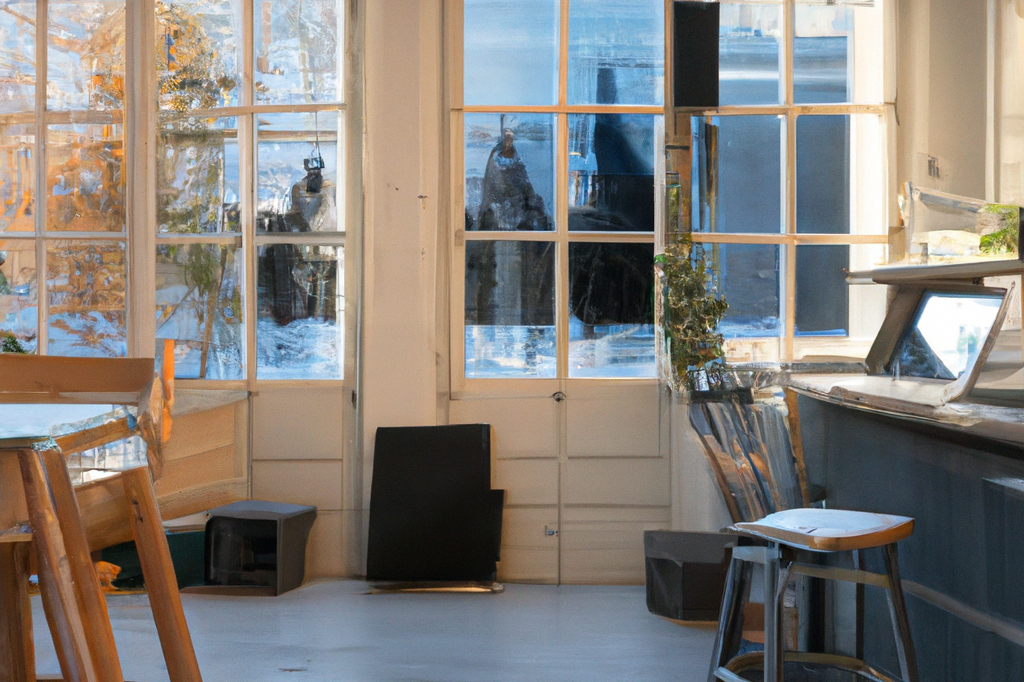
[205,500,317,595]
[644,530,734,621]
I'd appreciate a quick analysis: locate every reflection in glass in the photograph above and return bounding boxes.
[795,245,849,336]
[254,0,341,104]
[0,125,35,233]
[158,0,242,110]
[257,112,340,233]
[465,240,555,378]
[0,240,37,352]
[48,1,125,111]
[256,244,343,379]
[464,0,559,106]
[47,240,126,357]
[714,115,782,233]
[568,243,654,377]
[0,2,35,113]
[890,292,1004,380]
[710,243,781,337]
[568,114,655,232]
[156,244,243,379]
[465,114,554,232]
[47,124,125,232]
[568,0,663,106]
[794,5,850,104]
[158,116,239,234]
[719,4,781,106]
[797,115,849,234]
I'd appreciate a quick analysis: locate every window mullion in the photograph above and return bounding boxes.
[35,0,48,354]
[242,0,257,388]
[556,113,570,379]
[782,0,796,360]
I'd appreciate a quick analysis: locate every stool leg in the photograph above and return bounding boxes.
[40,448,124,682]
[882,544,919,682]
[121,468,203,682]
[18,449,99,682]
[763,543,783,682]
[0,543,35,682]
[708,556,752,682]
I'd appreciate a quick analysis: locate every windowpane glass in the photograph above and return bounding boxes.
[707,243,781,338]
[156,243,243,379]
[464,0,558,107]
[157,0,243,110]
[795,245,848,336]
[0,2,35,113]
[256,244,343,379]
[47,240,126,357]
[567,0,663,106]
[0,124,35,233]
[796,115,848,234]
[48,1,125,112]
[720,4,781,106]
[712,115,783,234]
[568,243,654,377]
[0,239,36,352]
[256,112,341,234]
[47,124,125,232]
[465,114,555,232]
[465,240,556,378]
[254,0,342,105]
[794,5,850,104]
[158,116,239,234]
[568,114,655,232]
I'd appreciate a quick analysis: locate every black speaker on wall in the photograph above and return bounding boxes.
[673,1,720,108]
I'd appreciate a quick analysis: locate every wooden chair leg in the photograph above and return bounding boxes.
[0,542,36,682]
[40,449,124,682]
[121,468,203,682]
[18,449,99,682]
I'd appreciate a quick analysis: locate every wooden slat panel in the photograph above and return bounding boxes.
[153,447,236,501]
[494,459,558,507]
[0,356,153,403]
[565,383,660,459]
[563,458,671,507]
[450,398,558,459]
[161,407,235,463]
[252,461,343,511]
[500,507,559,550]
[495,548,558,584]
[252,388,343,461]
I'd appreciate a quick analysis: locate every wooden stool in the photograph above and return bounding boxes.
[709,508,919,682]
[0,442,202,682]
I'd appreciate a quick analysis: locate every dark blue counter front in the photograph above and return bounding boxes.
[798,396,1024,681]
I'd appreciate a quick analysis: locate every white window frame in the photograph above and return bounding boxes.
[1,0,354,390]
[448,0,664,397]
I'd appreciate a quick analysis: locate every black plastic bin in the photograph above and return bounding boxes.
[205,500,317,595]
[644,530,734,621]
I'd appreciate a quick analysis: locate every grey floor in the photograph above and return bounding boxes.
[31,580,716,681]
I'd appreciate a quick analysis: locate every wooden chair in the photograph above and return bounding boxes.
[0,350,203,682]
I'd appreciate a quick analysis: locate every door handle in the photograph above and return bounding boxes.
[552,391,566,402]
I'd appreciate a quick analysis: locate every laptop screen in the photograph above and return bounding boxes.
[888,291,1005,380]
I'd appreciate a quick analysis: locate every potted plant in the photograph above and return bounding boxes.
[655,231,729,396]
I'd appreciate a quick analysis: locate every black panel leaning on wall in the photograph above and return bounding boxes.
[673,1,720,108]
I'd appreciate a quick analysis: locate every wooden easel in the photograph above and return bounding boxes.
[0,348,202,681]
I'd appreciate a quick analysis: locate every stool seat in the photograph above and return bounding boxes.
[730,508,915,553]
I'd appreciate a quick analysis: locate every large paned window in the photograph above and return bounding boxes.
[0,1,346,381]
[456,0,664,382]
[155,0,345,381]
[0,2,128,356]
[672,0,891,363]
